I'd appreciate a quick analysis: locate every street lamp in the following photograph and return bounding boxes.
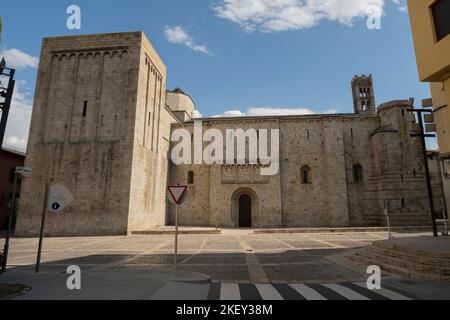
[0,58,16,148]
[1,167,32,273]
[0,58,5,75]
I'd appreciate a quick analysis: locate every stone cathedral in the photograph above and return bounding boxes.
[16,32,431,237]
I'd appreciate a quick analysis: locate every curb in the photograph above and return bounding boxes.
[132,230,222,235]
[253,226,432,234]
[171,271,211,284]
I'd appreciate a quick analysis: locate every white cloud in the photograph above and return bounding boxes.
[392,0,407,12]
[212,106,337,117]
[4,136,27,152]
[213,0,386,32]
[0,48,39,70]
[3,80,33,152]
[164,26,213,55]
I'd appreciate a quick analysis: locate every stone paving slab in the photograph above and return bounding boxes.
[1,231,428,284]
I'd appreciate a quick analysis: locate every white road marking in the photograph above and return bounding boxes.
[353,282,412,300]
[255,284,284,300]
[323,283,370,300]
[220,283,241,300]
[289,284,327,300]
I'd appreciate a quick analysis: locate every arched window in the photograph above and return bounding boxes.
[188,171,194,184]
[353,164,364,183]
[361,101,367,111]
[301,166,311,184]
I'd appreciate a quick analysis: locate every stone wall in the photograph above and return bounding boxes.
[15,32,176,236]
[168,103,432,228]
[127,33,178,232]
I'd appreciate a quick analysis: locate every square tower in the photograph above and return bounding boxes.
[16,32,172,236]
[352,74,376,114]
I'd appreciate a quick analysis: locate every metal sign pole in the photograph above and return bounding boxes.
[167,185,187,278]
[0,68,15,148]
[384,199,391,239]
[174,203,179,275]
[1,172,18,273]
[441,197,449,236]
[35,184,49,274]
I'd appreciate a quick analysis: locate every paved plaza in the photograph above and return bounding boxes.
[4,230,397,282]
[1,230,450,300]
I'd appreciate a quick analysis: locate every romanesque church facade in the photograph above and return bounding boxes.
[15,32,430,236]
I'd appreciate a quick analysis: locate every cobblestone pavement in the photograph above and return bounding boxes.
[2,230,432,284]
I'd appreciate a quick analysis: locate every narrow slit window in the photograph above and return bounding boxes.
[188,171,194,184]
[301,165,311,184]
[82,101,88,118]
[353,164,364,183]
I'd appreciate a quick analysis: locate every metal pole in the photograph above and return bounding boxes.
[35,184,49,274]
[0,69,15,148]
[417,112,438,237]
[441,197,449,236]
[384,199,391,239]
[174,204,179,275]
[1,172,18,273]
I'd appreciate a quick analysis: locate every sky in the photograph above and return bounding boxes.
[0,0,437,152]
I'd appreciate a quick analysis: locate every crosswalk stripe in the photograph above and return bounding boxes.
[307,283,347,300]
[255,284,284,300]
[323,283,370,300]
[353,282,412,300]
[211,282,413,301]
[339,283,389,301]
[239,284,263,301]
[273,284,307,300]
[289,284,327,300]
[220,283,241,300]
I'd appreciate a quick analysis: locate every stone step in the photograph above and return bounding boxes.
[369,244,450,267]
[132,228,222,235]
[374,241,450,260]
[349,252,450,283]
[254,226,432,234]
[355,249,450,276]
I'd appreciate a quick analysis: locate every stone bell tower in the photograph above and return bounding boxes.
[352,74,376,114]
[15,32,173,236]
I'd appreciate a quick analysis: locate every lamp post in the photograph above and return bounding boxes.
[1,167,32,273]
[409,104,438,237]
[0,58,16,148]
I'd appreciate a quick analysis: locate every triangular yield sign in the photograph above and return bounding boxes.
[167,185,188,205]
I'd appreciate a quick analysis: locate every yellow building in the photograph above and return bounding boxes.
[408,0,450,157]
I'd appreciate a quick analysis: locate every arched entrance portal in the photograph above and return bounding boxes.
[231,188,258,228]
[239,195,252,228]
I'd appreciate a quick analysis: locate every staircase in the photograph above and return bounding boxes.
[348,238,450,283]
